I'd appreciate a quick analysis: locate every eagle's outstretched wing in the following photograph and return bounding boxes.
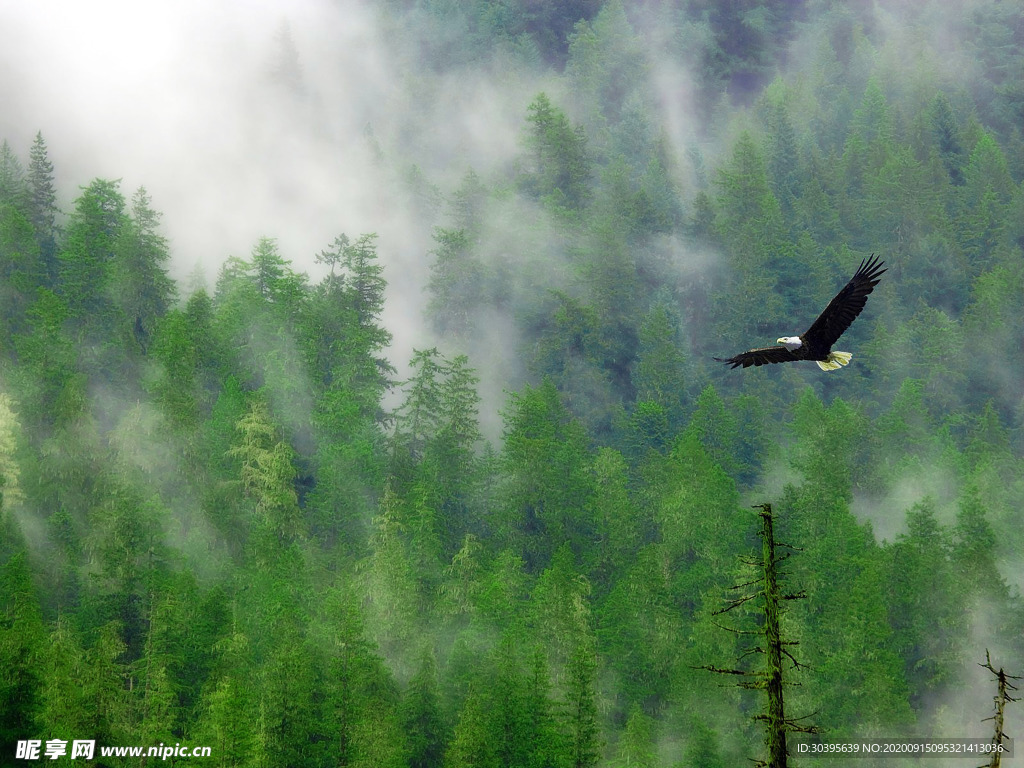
[713,346,801,369]
[803,254,886,351]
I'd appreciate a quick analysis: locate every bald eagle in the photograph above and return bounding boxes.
[714,255,886,371]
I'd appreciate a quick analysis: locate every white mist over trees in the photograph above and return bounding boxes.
[1,0,1023,765]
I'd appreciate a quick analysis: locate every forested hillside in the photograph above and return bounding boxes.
[1,0,1023,765]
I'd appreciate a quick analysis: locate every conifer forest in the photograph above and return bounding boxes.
[2,1,1024,766]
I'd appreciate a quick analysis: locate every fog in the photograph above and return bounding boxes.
[0,0,547,380]
[0,0,708,408]
[2,0,1022,762]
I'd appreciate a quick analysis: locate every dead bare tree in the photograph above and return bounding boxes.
[697,503,817,768]
[979,650,1019,768]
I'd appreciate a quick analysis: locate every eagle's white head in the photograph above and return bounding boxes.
[777,336,803,351]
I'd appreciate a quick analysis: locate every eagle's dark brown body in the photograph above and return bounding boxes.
[714,255,886,370]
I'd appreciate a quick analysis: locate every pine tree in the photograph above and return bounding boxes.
[249,236,306,308]
[784,392,914,732]
[341,233,387,338]
[597,544,679,710]
[0,140,38,338]
[523,648,563,768]
[565,0,648,141]
[957,132,1013,265]
[0,140,28,210]
[713,132,789,342]
[269,19,306,98]
[0,552,46,749]
[229,397,303,556]
[448,168,488,234]
[658,431,744,586]
[133,655,176,746]
[683,384,739,478]
[952,485,1007,601]
[393,348,447,465]
[194,632,256,766]
[260,630,323,767]
[886,498,964,708]
[761,87,801,226]
[564,638,601,768]
[364,486,419,654]
[678,718,726,768]
[112,187,176,353]
[445,684,500,768]
[57,178,126,339]
[15,287,83,427]
[86,486,167,662]
[590,447,640,581]
[427,227,485,339]
[37,618,91,738]
[86,622,131,746]
[616,706,656,768]
[321,589,406,768]
[631,301,686,429]
[402,649,446,768]
[492,638,530,768]
[150,308,202,430]
[27,132,58,276]
[310,233,393,407]
[501,380,594,570]
[699,504,817,768]
[0,195,43,343]
[0,393,24,511]
[524,93,592,213]
[929,92,965,186]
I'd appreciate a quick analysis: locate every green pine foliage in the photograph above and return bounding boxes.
[57,179,126,339]
[3,2,1024,765]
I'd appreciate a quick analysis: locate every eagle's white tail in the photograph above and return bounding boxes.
[816,351,852,371]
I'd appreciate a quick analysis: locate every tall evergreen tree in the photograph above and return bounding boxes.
[631,301,686,429]
[0,552,45,749]
[112,187,176,353]
[616,706,657,768]
[524,93,592,213]
[57,179,126,339]
[712,132,791,342]
[269,19,306,98]
[523,648,563,768]
[427,227,485,339]
[886,498,964,708]
[0,140,28,210]
[403,649,447,768]
[27,132,58,265]
[929,92,966,186]
[249,236,306,308]
[564,638,601,768]
[0,196,41,342]
[501,380,594,570]
[445,683,500,768]
[310,233,393,406]
[259,630,323,767]
[193,631,257,766]
[229,396,303,558]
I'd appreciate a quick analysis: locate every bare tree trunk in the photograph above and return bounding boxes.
[980,650,1020,768]
[760,506,787,768]
[697,503,814,768]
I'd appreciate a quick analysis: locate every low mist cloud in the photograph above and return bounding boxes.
[0,0,558,379]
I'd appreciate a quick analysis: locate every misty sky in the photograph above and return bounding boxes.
[0,0,545,374]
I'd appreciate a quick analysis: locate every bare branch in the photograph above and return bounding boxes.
[693,664,751,676]
[710,619,761,636]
